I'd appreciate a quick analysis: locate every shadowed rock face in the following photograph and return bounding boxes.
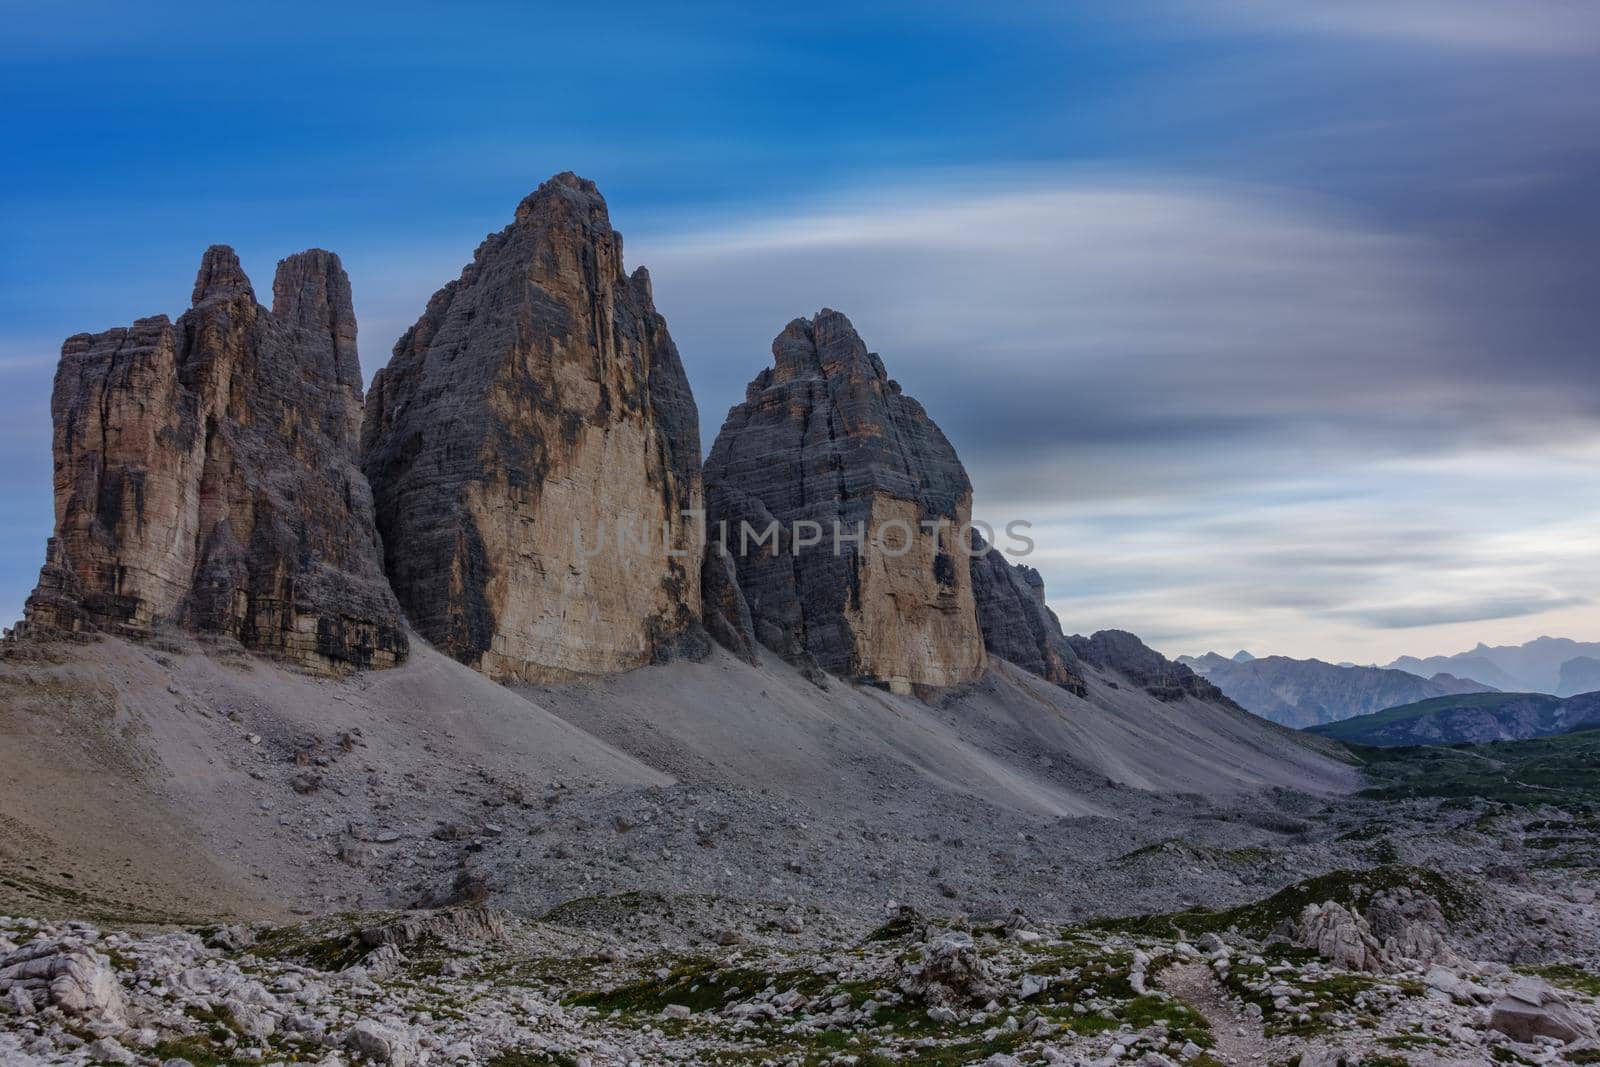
[703,310,985,693]
[970,538,1087,696]
[1068,630,1228,703]
[362,173,703,682]
[23,247,406,670]
[701,543,758,665]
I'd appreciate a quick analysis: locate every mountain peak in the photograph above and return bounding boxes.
[191,244,254,305]
[361,177,702,681]
[704,312,982,693]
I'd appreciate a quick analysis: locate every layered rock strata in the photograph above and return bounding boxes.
[22,246,405,670]
[701,543,759,665]
[703,310,985,693]
[361,173,702,682]
[970,538,1087,696]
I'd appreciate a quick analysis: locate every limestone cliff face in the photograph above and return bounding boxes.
[23,247,405,670]
[970,538,1087,696]
[362,173,703,682]
[703,310,985,693]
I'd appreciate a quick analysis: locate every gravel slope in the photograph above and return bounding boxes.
[0,632,1352,925]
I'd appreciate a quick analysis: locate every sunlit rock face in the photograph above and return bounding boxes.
[704,310,986,693]
[24,246,406,670]
[362,173,704,682]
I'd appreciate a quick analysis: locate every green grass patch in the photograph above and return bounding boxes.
[1527,964,1600,996]
[145,1036,234,1067]
[566,958,835,1015]
[1082,865,1474,940]
[487,1051,580,1067]
[1345,731,1600,810]
[251,922,370,971]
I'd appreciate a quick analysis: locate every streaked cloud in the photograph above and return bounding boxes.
[1189,0,1600,54]
[634,175,1600,662]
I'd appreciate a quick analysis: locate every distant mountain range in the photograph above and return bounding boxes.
[1175,654,1497,728]
[1308,691,1600,747]
[1384,636,1600,696]
[1180,635,1600,728]
[1180,650,1255,672]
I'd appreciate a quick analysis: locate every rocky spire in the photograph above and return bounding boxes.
[703,310,986,693]
[191,244,255,304]
[361,173,705,682]
[21,246,406,671]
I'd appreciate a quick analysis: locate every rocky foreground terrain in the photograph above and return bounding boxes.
[1,855,1597,1067]
[3,630,1599,1065]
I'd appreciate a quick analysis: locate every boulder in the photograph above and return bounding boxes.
[1423,966,1493,1005]
[704,310,985,692]
[1293,901,1387,973]
[1296,1051,1351,1067]
[358,906,508,951]
[1367,886,1461,968]
[362,173,703,682]
[0,939,127,1025]
[900,933,996,1007]
[344,1018,417,1065]
[84,1038,134,1064]
[1488,977,1596,1044]
[20,246,405,670]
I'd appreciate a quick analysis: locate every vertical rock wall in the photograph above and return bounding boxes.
[23,247,405,670]
[969,537,1087,696]
[703,310,986,693]
[361,173,703,682]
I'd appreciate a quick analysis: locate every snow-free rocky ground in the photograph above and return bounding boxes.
[1,632,1598,1065]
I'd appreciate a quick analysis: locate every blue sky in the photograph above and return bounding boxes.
[4,1,1599,661]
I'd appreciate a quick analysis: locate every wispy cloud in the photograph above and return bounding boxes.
[1331,595,1591,631]
[1188,0,1600,54]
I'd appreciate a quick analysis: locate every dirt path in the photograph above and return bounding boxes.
[1156,960,1271,1066]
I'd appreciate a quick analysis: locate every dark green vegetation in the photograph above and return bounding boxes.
[562,929,1230,1067]
[1309,690,1600,747]
[487,1052,580,1067]
[568,954,1032,1065]
[144,1036,234,1067]
[1530,964,1600,997]
[1346,729,1600,810]
[251,918,376,971]
[1083,865,1474,940]
[1313,691,1559,738]
[569,957,819,1014]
